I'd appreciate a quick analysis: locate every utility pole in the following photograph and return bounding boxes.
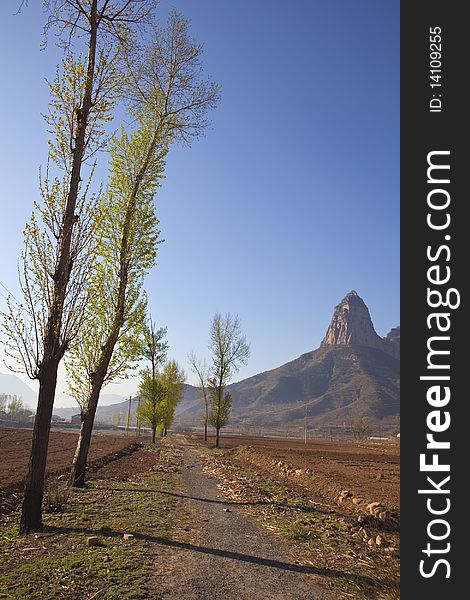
[126,396,132,436]
[304,405,308,445]
[136,395,141,437]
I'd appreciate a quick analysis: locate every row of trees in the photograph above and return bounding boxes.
[0,394,33,421]
[1,1,218,534]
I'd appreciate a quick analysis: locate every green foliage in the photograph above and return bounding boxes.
[0,53,104,380]
[45,52,116,172]
[159,360,186,433]
[137,368,166,433]
[66,122,166,407]
[207,313,250,439]
[208,388,232,431]
[138,360,185,436]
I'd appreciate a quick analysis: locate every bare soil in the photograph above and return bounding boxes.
[0,431,399,599]
[0,428,151,490]
[188,433,400,510]
[155,440,334,600]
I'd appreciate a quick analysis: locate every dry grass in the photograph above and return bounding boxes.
[201,445,399,600]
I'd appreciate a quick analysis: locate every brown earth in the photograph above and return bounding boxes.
[155,441,334,600]
[0,433,399,599]
[188,433,400,510]
[0,428,151,491]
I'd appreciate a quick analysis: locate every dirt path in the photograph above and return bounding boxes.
[157,441,333,600]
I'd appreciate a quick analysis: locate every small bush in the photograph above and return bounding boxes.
[43,480,70,513]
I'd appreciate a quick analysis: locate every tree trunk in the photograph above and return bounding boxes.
[152,426,156,444]
[69,397,99,487]
[70,359,110,487]
[204,417,208,442]
[20,2,99,533]
[215,426,220,448]
[20,361,58,533]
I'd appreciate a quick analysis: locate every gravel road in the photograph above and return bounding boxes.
[157,441,333,600]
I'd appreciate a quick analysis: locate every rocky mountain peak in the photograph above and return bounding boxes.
[321,291,399,358]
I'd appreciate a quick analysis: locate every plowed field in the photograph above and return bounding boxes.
[0,428,150,490]
[189,434,400,509]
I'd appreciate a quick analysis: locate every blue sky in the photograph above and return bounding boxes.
[0,1,399,406]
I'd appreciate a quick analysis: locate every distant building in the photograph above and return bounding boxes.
[51,415,65,423]
[71,414,82,424]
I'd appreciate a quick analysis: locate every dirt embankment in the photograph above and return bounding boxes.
[188,434,400,511]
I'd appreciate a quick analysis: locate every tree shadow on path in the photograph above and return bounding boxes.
[45,524,381,590]
[107,486,330,515]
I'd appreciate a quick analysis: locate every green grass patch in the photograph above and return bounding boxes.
[0,544,152,600]
[0,446,189,600]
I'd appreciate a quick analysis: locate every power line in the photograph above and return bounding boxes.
[0,280,21,305]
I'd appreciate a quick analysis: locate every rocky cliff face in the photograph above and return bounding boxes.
[321,291,399,358]
[383,326,400,359]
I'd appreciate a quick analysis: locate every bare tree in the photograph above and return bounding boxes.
[8,396,24,419]
[352,417,371,441]
[208,313,250,448]
[122,9,220,145]
[2,0,155,534]
[188,350,210,441]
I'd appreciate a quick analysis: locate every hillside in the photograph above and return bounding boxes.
[174,291,400,431]
[173,344,399,430]
[46,291,399,433]
[0,372,38,407]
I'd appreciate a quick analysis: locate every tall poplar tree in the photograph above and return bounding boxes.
[1,0,154,534]
[67,10,219,486]
[67,119,166,486]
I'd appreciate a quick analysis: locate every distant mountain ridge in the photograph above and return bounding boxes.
[174,290,400,431]
[0,372,128,416]
[54,386,200,425]
[0,372,38,407]
[2,291,400,433]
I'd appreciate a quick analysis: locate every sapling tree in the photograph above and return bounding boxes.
[138,359,185,441]
[208,313,250,447]
[159,359,185,436]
